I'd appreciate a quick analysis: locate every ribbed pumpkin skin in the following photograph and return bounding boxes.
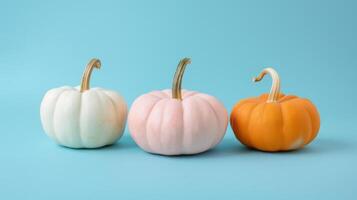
[230,93,320,152]
[128,89,228,155]
[40,86,127,148]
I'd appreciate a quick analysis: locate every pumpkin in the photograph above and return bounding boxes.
[230,68,320,152]
[40,59,127,148]
[128,58,228,155]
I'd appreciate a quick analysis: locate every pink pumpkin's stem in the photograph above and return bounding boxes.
[172,58,191,100]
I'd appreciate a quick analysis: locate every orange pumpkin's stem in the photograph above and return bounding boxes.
[80,58,101,92]
[172,58,191,100]
[253,68,281,102]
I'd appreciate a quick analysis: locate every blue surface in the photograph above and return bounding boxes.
[1,0,356,199]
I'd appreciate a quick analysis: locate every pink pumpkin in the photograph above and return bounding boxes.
[128,58,228,155]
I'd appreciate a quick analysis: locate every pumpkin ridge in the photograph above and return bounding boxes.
[129,95,159,151]
[144,98,167,152]
[184,91,199,98]
[180,101,186,154]
[231,101,256,147]
[43,87,68,142]
[229,106,239,137]
[296,100,313,147]
[159,101,169,153]
[235,98,259,110]
[181,97,205,154]
[84,90,104,147]
[100,91,120,145]
[148,91,167,99]
[260,103,269,150]
[107,91,128,134]
[281,101,304,150]
[52,89,72,144]
[301,99,320,135]
[161,89,172,98]
[279,103,287,150]
[278,95,298,103]
[191,97,214,154]
[182,93,199,101]
[281,100,309,150]
[181,98,197,154]
[77,92,84,147]
[245,102,261,148]
[196,95,221,149]
[297,100,315,145]
[258,94,269,101]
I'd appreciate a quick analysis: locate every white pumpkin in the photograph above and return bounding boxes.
[40,59,127,148]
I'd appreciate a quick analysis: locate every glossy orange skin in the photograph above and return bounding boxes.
[230,93,320,152]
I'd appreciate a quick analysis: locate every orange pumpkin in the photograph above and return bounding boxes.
[230,68,320,152]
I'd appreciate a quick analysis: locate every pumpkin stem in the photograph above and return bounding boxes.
[80,58,101,92]
[172,58,191,100]
[253,67,281,102]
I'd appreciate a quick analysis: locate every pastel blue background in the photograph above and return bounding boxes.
[1,0,356,199]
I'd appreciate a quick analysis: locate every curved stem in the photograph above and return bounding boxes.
[172,58,191,100]
[253,67,281,102]
[80,58,101,92]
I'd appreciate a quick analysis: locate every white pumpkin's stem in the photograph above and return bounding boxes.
[253,67,281,103]
[172,58,191,100]
[80,58,101,92]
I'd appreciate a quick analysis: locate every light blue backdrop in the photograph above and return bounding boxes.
[1,0,356,199]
